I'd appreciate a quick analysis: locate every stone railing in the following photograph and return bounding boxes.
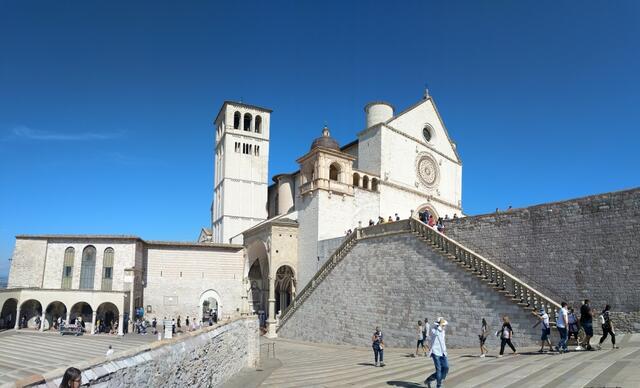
[277,220,412,331]
[410,218,562,323]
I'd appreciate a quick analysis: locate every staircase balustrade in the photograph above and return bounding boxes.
[277,218,562,332]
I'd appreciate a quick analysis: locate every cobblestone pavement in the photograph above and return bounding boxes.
[0,329,155,385]
[260,334,640,387]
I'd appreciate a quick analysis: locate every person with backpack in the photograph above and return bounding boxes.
[580,299,594,350]
[597,305,619,350]
[372,326,385,367]
[415,320,427,357]
[498,316,517,357]
[568,308,581,350]
[533,308,553,352]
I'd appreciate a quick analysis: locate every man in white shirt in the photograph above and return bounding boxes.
[425,317,449,388]
[556,302,569,353]
[533,308,553,352]
[106,345,114,358]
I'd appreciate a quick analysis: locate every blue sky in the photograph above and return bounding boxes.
[1,1,639,277]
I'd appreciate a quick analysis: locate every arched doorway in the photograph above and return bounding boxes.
[245,240,269,328]
[96,302,119,334]
[417,203,438,222]
[19,299,42,329]
[70,302,92,331]
[0,298,17,330]
[275,265,295,314]
[45,301,67,331]
[199,290,221,324]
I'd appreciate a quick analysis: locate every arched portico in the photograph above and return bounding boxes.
[198,289,222,324]
[0,298,17,330]
[45,301,67,331]
[70,302,93,333]
[96,302,119,334]
[19,299,42,330]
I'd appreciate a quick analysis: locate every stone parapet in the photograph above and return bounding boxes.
[11,317,259,388]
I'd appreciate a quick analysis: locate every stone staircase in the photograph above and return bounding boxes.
[277,218,562,347]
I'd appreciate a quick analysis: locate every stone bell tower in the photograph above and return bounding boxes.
[211,101,271,244]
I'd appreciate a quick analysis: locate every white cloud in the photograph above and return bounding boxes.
[9,125,125,141]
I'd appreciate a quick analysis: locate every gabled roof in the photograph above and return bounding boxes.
[385,96,461,163]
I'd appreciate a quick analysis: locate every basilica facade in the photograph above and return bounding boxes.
[1,92,462,337]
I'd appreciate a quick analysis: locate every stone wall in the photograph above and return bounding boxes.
[445,188,640,317]
[278,233,541,348]
[20,317,259,388]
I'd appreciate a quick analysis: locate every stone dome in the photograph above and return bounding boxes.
[310,126,340,151]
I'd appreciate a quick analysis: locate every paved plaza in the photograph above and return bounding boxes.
[250,334,640,388]
[0,329,155,385]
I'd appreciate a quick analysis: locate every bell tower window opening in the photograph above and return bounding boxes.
[233,111,241,129]
[255,115,262,133]
[255,145,260,156]
[244,113,252,131]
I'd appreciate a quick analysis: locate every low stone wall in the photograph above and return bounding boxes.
[15,317,259,388]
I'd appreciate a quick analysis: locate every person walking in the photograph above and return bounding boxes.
[106,345,114,358]
[185,316,190,332]
[568,308,581,350]
[423,317,430,356]
[597,305,619,350]
[498,316,517,357]
[555,302,569,353]
[479,318,489,357]
[580,299,594,350]
[424,317,449,388]
[415,320,427,357]
[533,308,553,352]
[372,326,385,367]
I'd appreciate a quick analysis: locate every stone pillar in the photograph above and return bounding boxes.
[266,275,277,338]
[117,314,124,336]
[291,280,296,299]
[39,311,46,332]
[91,311,97,335]
[66,310,71,324]
[14,306,20,330]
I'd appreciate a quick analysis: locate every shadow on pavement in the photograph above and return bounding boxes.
[386,381,423,387]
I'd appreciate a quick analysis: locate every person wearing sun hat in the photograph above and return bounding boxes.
[425,317,449,388]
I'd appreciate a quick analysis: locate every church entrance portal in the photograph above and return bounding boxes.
[275,265,295,314]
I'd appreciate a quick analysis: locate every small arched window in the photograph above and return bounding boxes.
[79,246,96,290]
[353,173,360,187]
[255,115,262,133]
[244,113,252,131]
[102,247,114,291]
[233,111,241,129]
[61,247,75,289]
[329,163,341,181]
[362,176,370,190]
[371,178,379,192]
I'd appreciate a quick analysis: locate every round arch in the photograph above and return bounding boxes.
[19,299,42,329]
[198,289,222,325]
[329,162,341,182]
[0,298,18,330]
[45,301,67,331]
[417,203,439,222]
[353,172,361,187]
[274,265,295,315]
[69,302,93,329]
[96,302,119,334]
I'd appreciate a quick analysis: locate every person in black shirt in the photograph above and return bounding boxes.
[580,299,594,350]
[597,305,619,350]
[498,316,517,357]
